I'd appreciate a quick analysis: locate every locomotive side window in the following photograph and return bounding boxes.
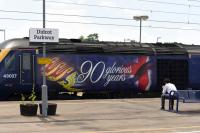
[4,53,16,71]
[157,59,188,90]
[22,53,31,70]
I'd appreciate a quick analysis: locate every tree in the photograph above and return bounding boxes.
[87,33,99,42]
[79,33,99,42]
[79,35,85,41]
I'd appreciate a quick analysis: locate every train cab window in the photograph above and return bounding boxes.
[22,53,31,70]
[4,53,16,71]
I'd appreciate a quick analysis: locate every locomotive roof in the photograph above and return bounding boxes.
[0,38,30,49]
[1,38,200,54]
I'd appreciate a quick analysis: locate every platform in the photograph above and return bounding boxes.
[1,98,200,133]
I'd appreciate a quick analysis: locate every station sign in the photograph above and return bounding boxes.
[37,57,52,64]
[29,28,59,43]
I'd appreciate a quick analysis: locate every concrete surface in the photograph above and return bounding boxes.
[1,98,200,133]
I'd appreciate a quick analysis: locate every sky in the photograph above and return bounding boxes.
[0,0,200,45]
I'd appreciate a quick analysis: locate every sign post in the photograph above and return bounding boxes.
[42,0,47,117]
[29,27,59,117]
[29,0,58,117]
[29,28,58,118]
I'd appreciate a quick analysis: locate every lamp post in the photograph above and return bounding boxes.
[133,15,148,46]
[42,0,48,117]
[0,29,5,41]
[157,36,161,43]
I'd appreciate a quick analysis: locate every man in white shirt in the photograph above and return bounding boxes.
[161,78,177,110]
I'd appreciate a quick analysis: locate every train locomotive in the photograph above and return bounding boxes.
[0,37,199,100]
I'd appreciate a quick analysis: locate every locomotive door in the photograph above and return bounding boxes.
[19,51,35,85]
